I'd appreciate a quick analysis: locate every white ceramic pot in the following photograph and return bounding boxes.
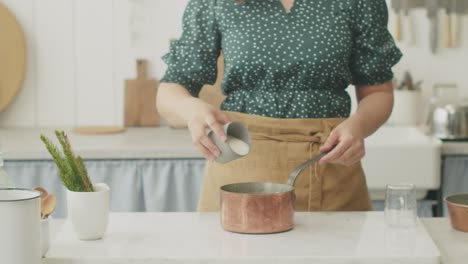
[67,183,110,240]
[41,217,50,257]
[0,188,41,264]
[387,90,423,126]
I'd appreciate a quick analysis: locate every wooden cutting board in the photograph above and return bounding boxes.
[73,126,126,135]
[124,60,160,127]
[199,52,226,109]
[0,3,26,112]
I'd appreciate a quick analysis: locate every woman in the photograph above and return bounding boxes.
[157,0,402,212]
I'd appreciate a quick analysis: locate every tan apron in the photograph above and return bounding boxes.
[198,111,372,212]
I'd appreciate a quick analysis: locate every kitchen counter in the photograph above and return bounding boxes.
[1,126,446,211]
[3,126,463,160]
[441,141,468,155]
[3,126,466,159]
[1,126,453,160]
[422,218,468,264]
[0,127,199,160]
[43,212,441,264]
[0,126,443,199]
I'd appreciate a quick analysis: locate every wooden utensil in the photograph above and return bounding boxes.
[199,52,226,109]
[427,0,439,54]
[73,126,126,135]
[402,0,414,45]
[0,3,27,112]
[452,0,463,47]
[125,60,160,127]
[41,194,56,220]
[33,186,48,199]
[394,0,402,41]
[444,0,453,48]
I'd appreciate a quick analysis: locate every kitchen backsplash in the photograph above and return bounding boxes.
[0,0,466,127]
[389,5,468,98]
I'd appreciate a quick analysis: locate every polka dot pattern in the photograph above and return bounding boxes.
[161,0,402,118]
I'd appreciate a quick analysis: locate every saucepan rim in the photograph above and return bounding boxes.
[0,188,41,202]
[220,182,294,195]
[445,193,468,208]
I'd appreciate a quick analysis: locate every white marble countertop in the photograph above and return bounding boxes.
[43,212,440,264]
[44,215,468,264]
[1,127,200,160]
[422,218,468,264]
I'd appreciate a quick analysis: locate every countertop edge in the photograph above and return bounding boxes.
[2,126,466,160]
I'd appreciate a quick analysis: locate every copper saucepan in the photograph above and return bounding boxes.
[220,151,329,234]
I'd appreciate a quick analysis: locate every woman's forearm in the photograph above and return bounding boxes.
[156,83,197,128]
[350,81,394,138]
[156,82,230,160]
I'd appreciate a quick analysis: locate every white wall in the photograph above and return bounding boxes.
[0,0,187,127]
[388,4,468,101]
[0,0,467,127]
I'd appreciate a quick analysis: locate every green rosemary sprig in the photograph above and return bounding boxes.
[40,131,94,192]
[75,156,93,192]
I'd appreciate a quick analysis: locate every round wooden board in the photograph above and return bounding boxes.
[73,126,127,135]
[0,3,27,112]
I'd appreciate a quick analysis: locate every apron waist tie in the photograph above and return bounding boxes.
[249,118,337,211]
[251,134,323,143]
[309,142,322,211]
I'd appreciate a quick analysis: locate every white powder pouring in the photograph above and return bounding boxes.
[226,135,250,156]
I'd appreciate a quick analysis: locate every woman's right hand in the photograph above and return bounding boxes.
[182,98,231,161]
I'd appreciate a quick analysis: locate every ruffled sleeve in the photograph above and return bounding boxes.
[349,0,402,86]
[160,0,221,97]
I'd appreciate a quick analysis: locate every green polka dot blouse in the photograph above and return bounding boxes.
[161,0,402,118]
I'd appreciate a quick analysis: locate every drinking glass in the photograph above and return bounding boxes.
[384,184,417,227]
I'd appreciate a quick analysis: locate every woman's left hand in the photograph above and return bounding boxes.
[319,118,365,166]
[318,81,394,166]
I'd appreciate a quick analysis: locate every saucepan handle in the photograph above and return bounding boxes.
[286,146,335,187]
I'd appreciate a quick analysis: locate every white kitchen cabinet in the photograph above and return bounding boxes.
[1,127,444,217]
[4,159,206,217]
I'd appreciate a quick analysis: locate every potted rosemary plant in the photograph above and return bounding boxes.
[41,131,109,240]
